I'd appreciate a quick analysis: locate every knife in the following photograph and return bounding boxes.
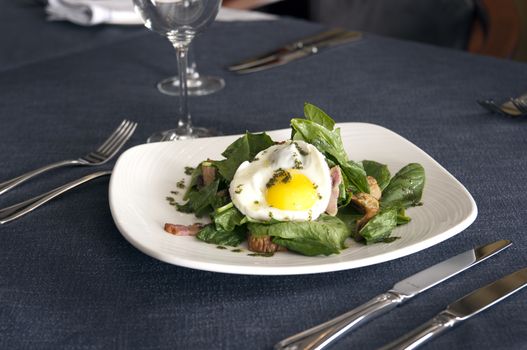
[379,266,527,350]
[231,31,363,74]
[228,28,349,72]
[274,240,511,350]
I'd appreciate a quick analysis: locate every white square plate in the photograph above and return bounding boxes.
[109,123,477,275]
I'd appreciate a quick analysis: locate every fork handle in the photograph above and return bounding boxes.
[0,159,81,196]
[0,170,111,224]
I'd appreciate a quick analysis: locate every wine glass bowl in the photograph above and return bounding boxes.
[134,0,220,38]
[133,0,222,141]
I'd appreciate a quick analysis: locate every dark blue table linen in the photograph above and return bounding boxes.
[1,2,527,349]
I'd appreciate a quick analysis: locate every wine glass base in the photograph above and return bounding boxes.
[157,75,225,96]
[147,126,220,142]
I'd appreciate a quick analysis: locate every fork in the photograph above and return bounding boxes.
[0,119,137,196]
[512,98,527,114]
[477,98,526,117]
[0,170,111,224]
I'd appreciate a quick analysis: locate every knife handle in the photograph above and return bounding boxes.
[285,28,348,50]
[274,291,407,350]
[378,311,459,350]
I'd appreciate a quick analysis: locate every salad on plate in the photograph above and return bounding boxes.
[164,103,425,257]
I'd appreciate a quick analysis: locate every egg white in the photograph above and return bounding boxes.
[229,140,331,222]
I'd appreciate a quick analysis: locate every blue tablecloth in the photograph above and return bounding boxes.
[1,2,527,349]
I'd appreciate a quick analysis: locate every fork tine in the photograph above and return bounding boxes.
[97,119,130,153]
[512,99,527,114]
[98,121,137,158]
[98,120,132,155]
[96,120,130,154]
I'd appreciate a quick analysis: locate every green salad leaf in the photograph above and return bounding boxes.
[248,215,349,256]
[303,102,336,130]
[362,160,391,190]
[381,163,425,209]
[184,179,226,217]
[396,208,412,226]
[290,118,370,194]
[196,224,247,247]
[358,208,398,244]
[212,132,274,181]
[213,203,247,231]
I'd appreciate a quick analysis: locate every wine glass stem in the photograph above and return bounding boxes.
[175,45,192,133]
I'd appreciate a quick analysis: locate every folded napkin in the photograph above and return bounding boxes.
[46,0,276,26]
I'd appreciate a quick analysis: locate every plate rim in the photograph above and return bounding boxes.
[109,122,478,275]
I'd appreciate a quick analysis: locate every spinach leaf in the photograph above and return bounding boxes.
[212,132,274,181]
[381,163,425,209]
[290,118,369,193]
[341,161,369,194]
[212,203,247,232]
[362,160,391,190]
[183,163,203,200]
[336,205,362,235]
[196,224,246,247]
[185,179,223,217]
[358,208,398,244]
[247,215,349,256]
[396,208,411,226]
[303,102,335,130]
[272,237,340,256]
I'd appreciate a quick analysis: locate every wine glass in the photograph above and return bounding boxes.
[133,0,222,141]
[157,46,225,96]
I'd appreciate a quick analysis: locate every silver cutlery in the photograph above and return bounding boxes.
[228,28,349,72]
[230,31,362,74]
[0,119,136,196]
[379,267,527,350]
[274,240,511,350]
[477,95,527,117]
[0,170,112,224]
[511,97,527,114]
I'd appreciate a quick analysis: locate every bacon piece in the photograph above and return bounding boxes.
[350,193,380,231]
[201,164,217,186]
[164,223,203,236]
[367,176,382,200]
[247,234,286,253]
[325,166,342,216]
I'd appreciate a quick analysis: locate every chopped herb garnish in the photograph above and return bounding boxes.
[184,166,195,175]
[231,248,243,253]
[248,252,274,257]
[266,169,292,188]
[176,179,185,189]
[293,158,304,169]
[254,200,260,204]
[216,246,227,250]
[293,142,309,156]
[234,184,244,194]
[170,191,179,195]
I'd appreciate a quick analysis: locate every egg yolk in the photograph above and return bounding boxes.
[265,170,318,211]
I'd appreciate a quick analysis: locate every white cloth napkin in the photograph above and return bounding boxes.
[46,0,276,26]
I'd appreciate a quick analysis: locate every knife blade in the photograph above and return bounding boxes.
[228,28,349,72]
[232,31,363,74]
[379,267,527,350]
[274,240,511,350]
